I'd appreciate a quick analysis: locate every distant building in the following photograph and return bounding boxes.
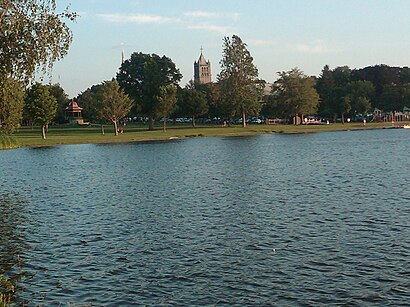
[194,49,212,84]
[65,99,84,124]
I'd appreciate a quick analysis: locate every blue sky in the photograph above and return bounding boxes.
[49,0,410,98]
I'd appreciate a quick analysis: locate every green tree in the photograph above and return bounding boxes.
[345,80,375,116]
[1,1,75,133]
[25,83,57,139]
[272,68,319,124]
[117,52,182,130]
[316,65,335,117]
[100,80,133,136]
[0,77,24,133]
[332,66,351,87]
[48,83,70,124]
[157,84,177,132]
[380,83,410,112]
[197,82,221,120]
[218,35,262,127]
[0,0,76,80]
[76,84,106,133]
[179,81,209,127]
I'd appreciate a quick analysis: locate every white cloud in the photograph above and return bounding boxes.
[295,41,341,54]
[187,23,231,34]
[228,12,240,21]
[97,13,180,24]
[247,39,274,46]
[184,11,240,21]
[184,11,219,18]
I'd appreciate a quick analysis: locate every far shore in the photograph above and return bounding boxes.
[2,121,406,150]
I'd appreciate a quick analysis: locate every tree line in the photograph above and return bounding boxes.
[2,1,410,139]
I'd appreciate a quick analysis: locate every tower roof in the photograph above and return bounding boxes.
[65,99,83,111]
[198,52,207,64]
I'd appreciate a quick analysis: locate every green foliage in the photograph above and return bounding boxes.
[76,84,104,123]
[48,83,70,123]
[345,80,375,115]
[117,52,182,130]
[0,0,76,80]
[178,81,209,126]
[218,35,262,126]
[196,82,221,119]
[99,80,133,135]
[270,68,319,120]
[157,84,177,131]
[0,133,19,149]
[0,77,24,133]
[316,65,335,117]
[24,83,57,138]
[380,83,410,111]
[25,83,57,125]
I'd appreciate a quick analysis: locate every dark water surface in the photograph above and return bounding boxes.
[1,129,409,306]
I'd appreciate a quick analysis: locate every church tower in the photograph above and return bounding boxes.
[194,48,212,84]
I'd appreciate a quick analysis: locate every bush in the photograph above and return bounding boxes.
[0,134,20,150]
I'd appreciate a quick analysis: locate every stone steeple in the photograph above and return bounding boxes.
[194,48,211,84]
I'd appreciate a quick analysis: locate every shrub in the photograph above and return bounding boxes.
[0,134,20,150]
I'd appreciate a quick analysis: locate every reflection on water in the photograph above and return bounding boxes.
[0,192,29,304]
[0,129,409,305]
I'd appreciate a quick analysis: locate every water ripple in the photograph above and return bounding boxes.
[0,130,409,305]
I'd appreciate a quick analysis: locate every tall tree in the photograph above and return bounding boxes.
[0,0,76,80]
[25,83,57,139]
[117,52,182,130]
[99,80,133,136]
[345,80,375,116]
[157,84,177,132]
[0,1,75,133]
[48,83,69,123]
[218,35,262,127]
[380,83,410,112]
[178,81,209,127]
[76,84,106,133]
[0,77,25,133]
[332,66,351,87]
[272,68,319,124]
[316,65,336,117]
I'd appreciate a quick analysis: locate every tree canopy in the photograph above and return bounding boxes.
[178,81,209,127]
[270,68,319,124]
[157,84,177,132]
[24,83,57,139]
[99,80,133,135]
[0,0,76,80]
[0,77,25,133]
[116,52,182,130]
[218,35,262,127]
[0,0,75,135]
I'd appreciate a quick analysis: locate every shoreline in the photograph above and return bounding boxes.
[1,122,402,150]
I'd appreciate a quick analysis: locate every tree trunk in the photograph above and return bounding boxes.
[100,123,105,135]
[341,113,345,124]
[295,113,299,125]
[149,116,154,131]
[163,115,166,132]
[41,124,46,139]
[113,120,118,136]
[242,110,246,128]
[192,115,196,128]
[333,114,337,124]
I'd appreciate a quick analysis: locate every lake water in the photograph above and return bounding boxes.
[1,129,409,306]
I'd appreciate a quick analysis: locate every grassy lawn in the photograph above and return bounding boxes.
[8,121,400,148]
